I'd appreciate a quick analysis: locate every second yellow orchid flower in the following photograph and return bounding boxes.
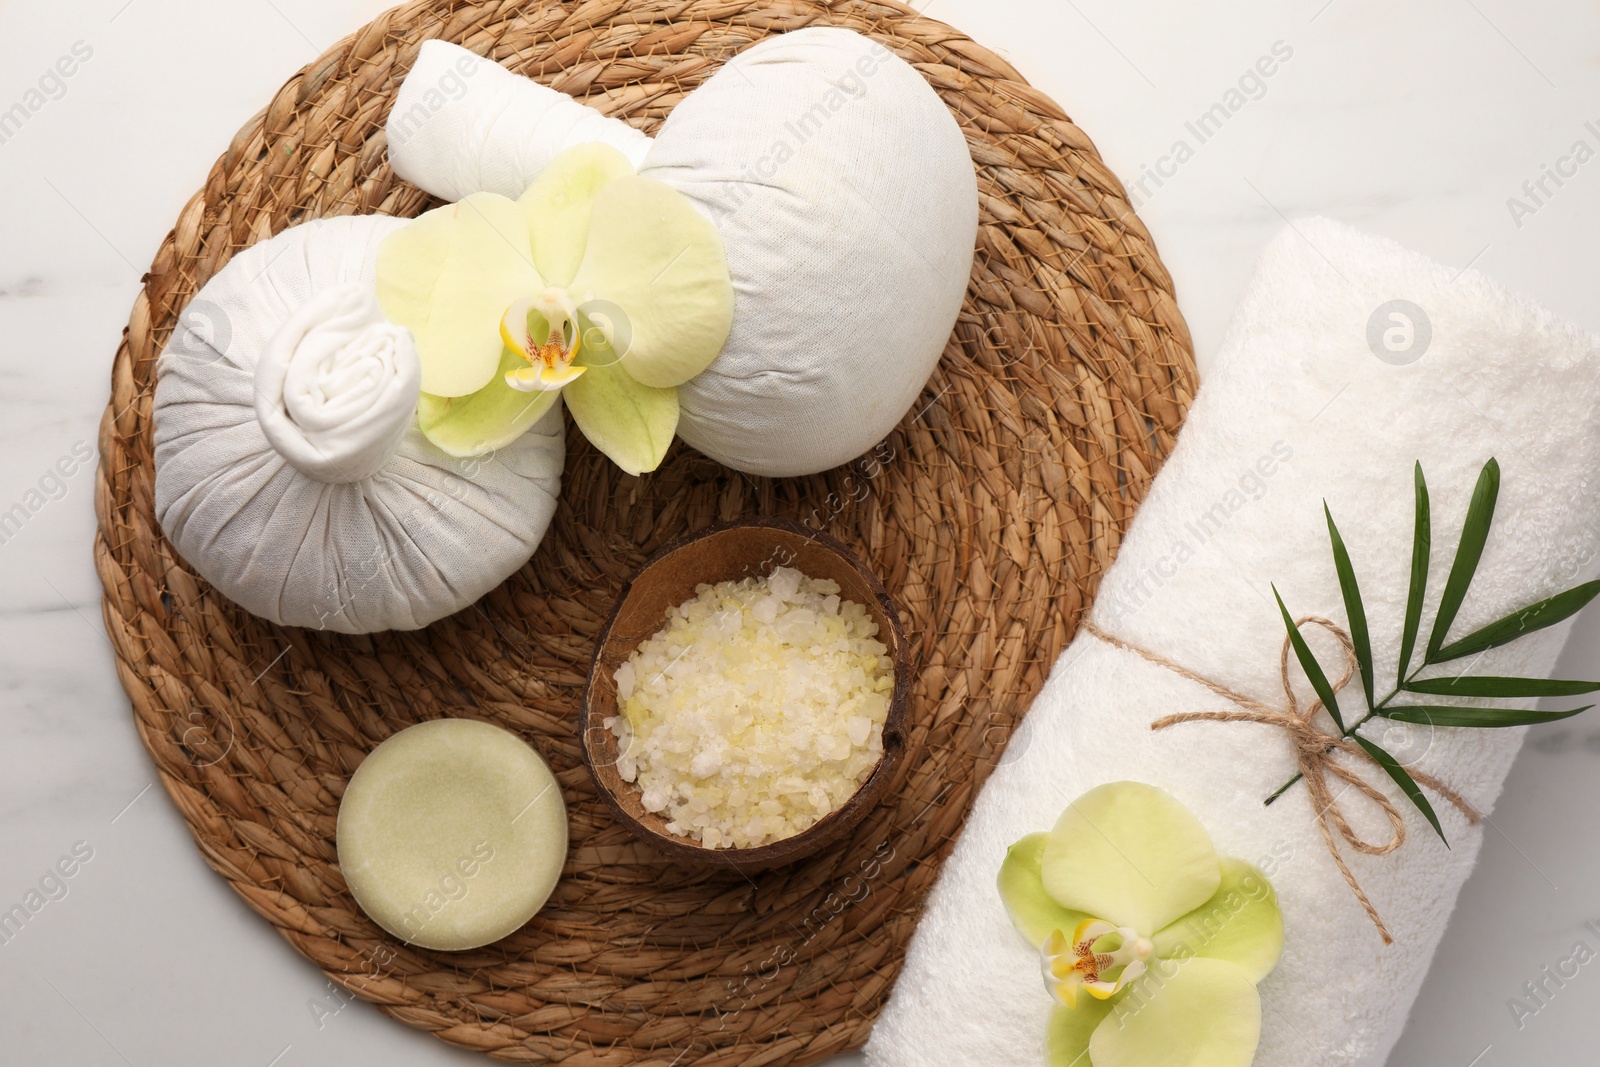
[999,782,1286,1067]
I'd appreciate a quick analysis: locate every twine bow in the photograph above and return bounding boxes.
[1083,618,1481,945]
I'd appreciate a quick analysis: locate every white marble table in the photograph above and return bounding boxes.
[1,1,1595,1064]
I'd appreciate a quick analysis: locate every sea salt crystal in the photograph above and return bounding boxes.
[691,748,722,778]
[847,716,872,747]
[752,595,779,624]
[768,567,801,601]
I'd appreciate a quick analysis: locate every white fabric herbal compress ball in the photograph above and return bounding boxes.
[645,30,977,476]
[153,215,565,633]
[387,29,978,477]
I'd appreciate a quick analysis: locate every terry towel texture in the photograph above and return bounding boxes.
[866,218,1600,1067]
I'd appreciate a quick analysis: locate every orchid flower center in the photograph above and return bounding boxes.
[502,287,588,393]
[1040,918,1155,1008]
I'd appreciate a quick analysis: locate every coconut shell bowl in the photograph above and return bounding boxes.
[580,518,911,874]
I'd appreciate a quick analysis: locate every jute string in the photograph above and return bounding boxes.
[1082,618,1481,945]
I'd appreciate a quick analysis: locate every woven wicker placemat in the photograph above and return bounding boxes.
[94,1,1196,1063]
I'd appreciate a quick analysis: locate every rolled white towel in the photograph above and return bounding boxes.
[386,39,651,201]
[384,31,977,478]
[866,218,1600,1067]
[154,215,566,634]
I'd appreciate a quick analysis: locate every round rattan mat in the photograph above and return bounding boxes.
[94,1,1197,1063]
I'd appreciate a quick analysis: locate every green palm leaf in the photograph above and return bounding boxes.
[1433,580,1600,662]
[1403,676,1600,698]
[1325,504,1374,711]
[1353,736,1447,846]
[1274,585,1345,732]
[1425,459,1499,663]
[1397,463,1429,680]
[1379,704,1593,728]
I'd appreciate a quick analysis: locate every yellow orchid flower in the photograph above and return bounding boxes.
[998,782,1286,1067]
[375,143,734,475]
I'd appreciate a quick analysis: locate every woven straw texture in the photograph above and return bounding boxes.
[94,1,1197,1063]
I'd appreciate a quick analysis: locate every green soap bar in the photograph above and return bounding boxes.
[337,718,568,951]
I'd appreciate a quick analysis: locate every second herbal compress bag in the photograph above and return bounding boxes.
[387,29,978,477]
[153,216,565,633]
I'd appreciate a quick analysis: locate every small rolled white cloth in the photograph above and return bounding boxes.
[385,30,977,478]
[386,39,651,201]
[253,285,419,483]
[866,218,1600,1067]
[154,215,565,634]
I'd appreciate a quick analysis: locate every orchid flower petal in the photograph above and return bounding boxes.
[560,322,679,476]
[376,192,541,397]
[416,350,561,458]
[519,141,636,287]
[499,297,540,360]
[1153,857,1285,983]
[506,363,587,392]
[999,833,1092,947]
[1046,1001,1113,1067]
[569,175,733,388]
[1041,782,1221,935]
[1088,958,1262,1067]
